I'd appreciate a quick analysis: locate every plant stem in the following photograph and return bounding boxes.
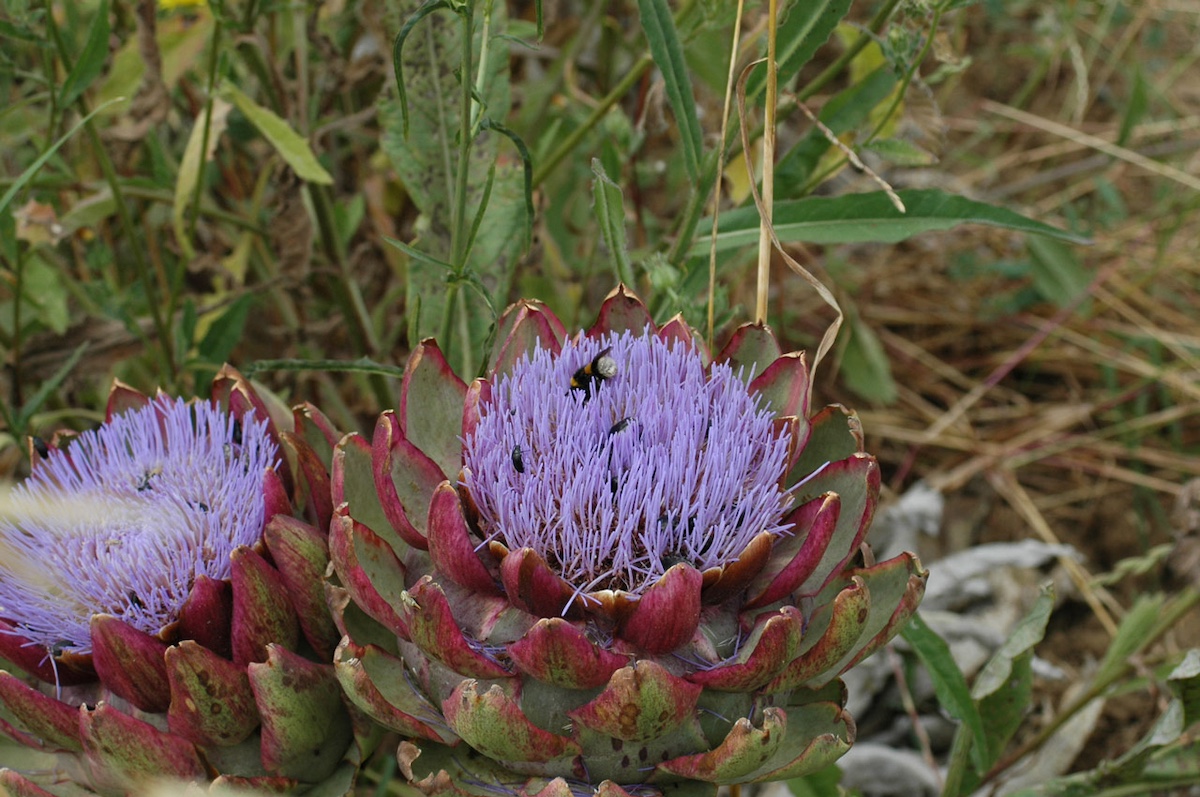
[795,0,944,198]
[668,0,902,268]
[186,16,224,254]
[706,0,746,348]
[44,0,176,381]
[531,53,654,188]
[449,4,476,271]
[471,0,494,133]
[755,0,779,324]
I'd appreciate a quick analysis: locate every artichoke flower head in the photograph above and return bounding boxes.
[331,288,927,797]
[0,369,364,796]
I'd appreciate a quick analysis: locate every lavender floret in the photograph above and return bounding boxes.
[463,330,793,596]
[0,396,278,656]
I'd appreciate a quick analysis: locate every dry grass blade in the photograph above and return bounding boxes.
[983,100,1200,194]
[735,59,842,410]
[988,469,1120,637]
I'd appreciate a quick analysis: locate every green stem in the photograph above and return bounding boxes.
[44,0,176,380]
[531,53,654,188]
[186,17,224,249]
[795,0,944,198]
[471,0,494,133]
[449,3,476,270]
[799,0,901,103]
[666,0,901,267]
[11,240,25,413]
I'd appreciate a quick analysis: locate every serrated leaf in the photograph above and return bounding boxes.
[591,159,635,286]
[692,189,1089,256]
[902,612,988,773]
[59,0,110,108]
[220,85,332,184]
[637,0,703,181]
[381,1,519,371]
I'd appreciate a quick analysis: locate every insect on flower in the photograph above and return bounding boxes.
[570,346,617,400]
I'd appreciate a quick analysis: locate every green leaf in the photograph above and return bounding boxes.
[785,762,843,797]
[197,295,254,365]
[865,137,939,167]
[0,97,126,219]
[745,0,853,106]
[952,585,1053,793]
[591,159,636,287]
[391,0,457,137]
[220,85,332,184]
[173,98,232,260]
[1095,594,1165,685]
[381,0,521,370]
[16,342,89,430]
[59,0,110,108]
[972,585,1054,700]
[691,189,1090,256]
[175,298,198,367]
[479,119,534,253]
[1026,235,1091,308]
[60,188,117,235]
[776,64,898,195]
[636,0,704,181]
[1168,650,1200,728]
[1117,67,1148,148]
[22,256,70,335]
[902,612,989,774]
[839,308,896,404]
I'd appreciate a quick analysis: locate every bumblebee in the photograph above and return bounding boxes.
[136,465,163,492]
[571,347,617,401]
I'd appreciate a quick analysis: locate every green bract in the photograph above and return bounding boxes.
[329,287,927,797]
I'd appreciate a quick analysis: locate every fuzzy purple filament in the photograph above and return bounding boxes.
[0,396,278,656]
[463,331,793,596]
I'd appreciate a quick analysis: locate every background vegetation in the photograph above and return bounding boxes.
[2,0,1199,794]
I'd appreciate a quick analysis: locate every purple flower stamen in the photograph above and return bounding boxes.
[0,396,278,656]
[464,330,793,595]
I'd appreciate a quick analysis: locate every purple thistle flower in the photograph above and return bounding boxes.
[0,395,278,657]
[462,330,794,596]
